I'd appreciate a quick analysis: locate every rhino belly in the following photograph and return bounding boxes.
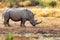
[10,14,21,21]
[11,17,21,21]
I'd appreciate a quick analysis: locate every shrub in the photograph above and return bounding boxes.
[49,1,57,7]
[18,2,24,7]
[18,1,31,7]
[30,0,39,6]
[20,0,26,2]
[3,3,10,7]
[39,2,46,7]
[0,2,4,8]
[23,1,31,7]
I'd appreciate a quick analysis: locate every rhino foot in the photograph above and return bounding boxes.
[20,24,26,27]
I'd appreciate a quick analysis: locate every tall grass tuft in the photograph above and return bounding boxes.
[5,33,14,40]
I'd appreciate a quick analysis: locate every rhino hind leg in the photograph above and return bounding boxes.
[20,19,26,27]
[3,18,10,27]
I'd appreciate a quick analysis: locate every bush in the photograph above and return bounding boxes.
[20,0,26,2]
[18,1,31,7]
[3,3,10,7]
[39,2,46,7]
[30,0,39,6]
[0,2,4,8]
[23,1,31,7]
[49,1,57,7]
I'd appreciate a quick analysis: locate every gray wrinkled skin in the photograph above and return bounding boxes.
[3,8,41,27]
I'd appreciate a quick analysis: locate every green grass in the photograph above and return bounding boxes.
[5,33,14,40]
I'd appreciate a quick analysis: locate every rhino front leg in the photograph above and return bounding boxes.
[20,21,23,27]
[20,19,26,27]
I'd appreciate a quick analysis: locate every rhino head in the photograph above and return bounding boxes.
[27,10,42,26]
[30,19,42,26]
[29,15,42,26]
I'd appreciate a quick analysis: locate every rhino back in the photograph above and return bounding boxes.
[8,9,29,20]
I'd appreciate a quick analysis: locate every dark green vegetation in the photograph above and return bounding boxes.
[0,0,57,8]
[49,1,57,7]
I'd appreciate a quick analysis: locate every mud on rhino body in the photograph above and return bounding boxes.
[3,8,41,27]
